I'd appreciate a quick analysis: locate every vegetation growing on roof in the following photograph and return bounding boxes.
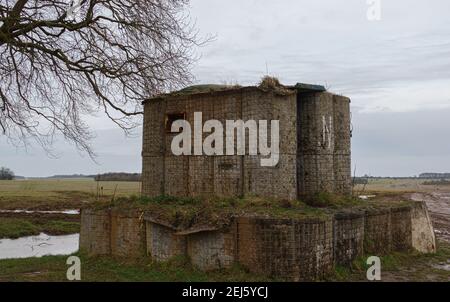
[149,76,301,100]
[86,192,417,231]
[177,84,240,94]
[90,194,333,230]
[258,76,295,96]
[155,84,242,98]
[87,191,417,232]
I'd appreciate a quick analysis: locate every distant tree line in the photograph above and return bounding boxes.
[419,173,450,179]
[47,174,92,179]
[94,173,141,182]
[0,167,15,180]
[354,174,450,180]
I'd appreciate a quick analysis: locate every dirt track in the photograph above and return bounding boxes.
[409,191,450,242]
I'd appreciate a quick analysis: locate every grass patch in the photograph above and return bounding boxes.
[332,265,353,281]
[90,192,418,231]
[0,253,274,282]
[2,243,448,282]
[0,217,79,239]
[307,192,362,208]
[0,219,38,239]
[92,194,336,231]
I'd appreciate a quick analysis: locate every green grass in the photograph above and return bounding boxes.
[0,253,274,282]
[91,194,336,231]
[1,243,448,282]
[0,217,79,239]
[0,218,38,239]
[308,192,363,208]
[90,192,416,232]
[111,193,343,216]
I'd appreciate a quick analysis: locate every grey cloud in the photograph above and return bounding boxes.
[2,0,450,176]
[352,108,450,176]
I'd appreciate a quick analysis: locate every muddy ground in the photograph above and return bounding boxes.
[409,192,450,243]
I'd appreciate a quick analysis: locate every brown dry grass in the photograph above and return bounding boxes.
[258,76,294,96]
[0,179,140,210]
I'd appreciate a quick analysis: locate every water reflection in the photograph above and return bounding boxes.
[0,233,79,260]
[0,209,79,215]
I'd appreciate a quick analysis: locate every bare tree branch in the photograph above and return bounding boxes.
[0,0,205,157]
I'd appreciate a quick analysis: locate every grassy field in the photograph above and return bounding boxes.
[354,178,450,194]
[0,178,449,282]
[0,179,140,238]
[0,178,141,210]
[2,177,442,210]
[0,177,430,239]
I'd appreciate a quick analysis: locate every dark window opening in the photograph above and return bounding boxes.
[165,113,186,133]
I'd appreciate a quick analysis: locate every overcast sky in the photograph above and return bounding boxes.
[1,0,450,177]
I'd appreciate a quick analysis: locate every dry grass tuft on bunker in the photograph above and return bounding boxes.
[258,75,294,96]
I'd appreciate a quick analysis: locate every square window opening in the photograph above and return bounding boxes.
[165,113,186,133]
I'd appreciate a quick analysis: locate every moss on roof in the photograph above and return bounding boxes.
[153,84,243,99]
[144,80,328,103]
[177,84,240,94]
[85,193,416,231]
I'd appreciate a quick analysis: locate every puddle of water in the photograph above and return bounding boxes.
[0,233,79,260]
[358,195,376,200]
[0,209,80,215]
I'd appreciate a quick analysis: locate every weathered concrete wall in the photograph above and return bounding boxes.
[142,89,298,200]
[142,86,351,201]
[79,208,111,256]
[146,222,186,261]
[364,208,392,255]
[411,201,436,253]
[236,216,334,281]
[79,208,146,258]
[332,95,352,195]
[241,91,297,200]
[80,201,435,280]
[390,206,413,251]
[110,210,146,258]
[297,92,352,198]
[187,230,235,271]
[333,211,365,265]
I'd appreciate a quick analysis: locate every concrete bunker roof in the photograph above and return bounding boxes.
[143,82,328,104]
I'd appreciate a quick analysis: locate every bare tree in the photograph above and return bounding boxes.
[0,0,202,157]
